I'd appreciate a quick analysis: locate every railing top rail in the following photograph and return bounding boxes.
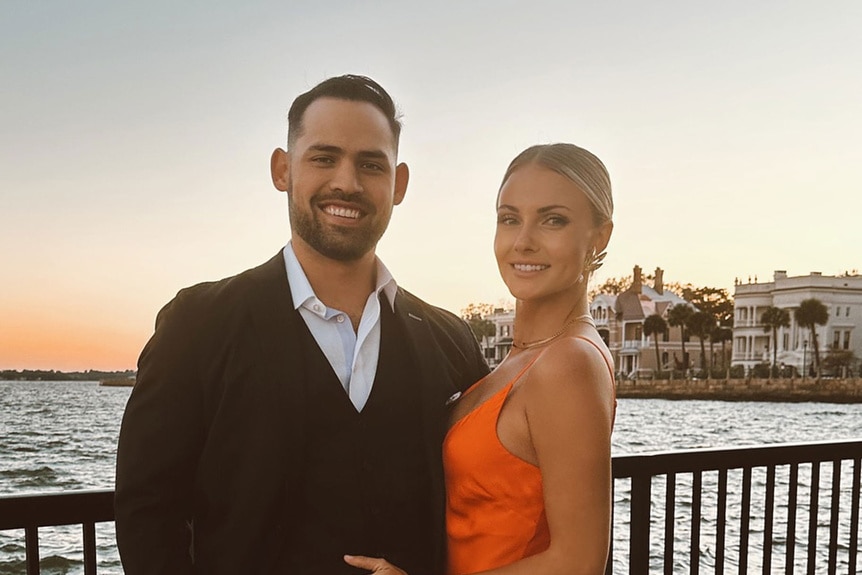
[613,438,862,477]
[0,489,114,530]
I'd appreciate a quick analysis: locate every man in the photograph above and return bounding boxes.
[115,75,489,575]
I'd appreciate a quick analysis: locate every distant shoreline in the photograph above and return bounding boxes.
[0,369,135,382]
[616,377,862,404]
[99,376,135,387]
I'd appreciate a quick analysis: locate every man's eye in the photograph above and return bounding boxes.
[311,156,334,164]
[362,162,384,171]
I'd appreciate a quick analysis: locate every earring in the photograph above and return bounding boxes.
[583,249,607,278]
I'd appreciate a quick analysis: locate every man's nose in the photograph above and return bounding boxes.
[329,161,363,193]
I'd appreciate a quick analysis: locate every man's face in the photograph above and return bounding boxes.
[275,97,407,262]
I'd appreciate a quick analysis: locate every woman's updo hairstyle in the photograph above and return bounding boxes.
[500,143,613,228]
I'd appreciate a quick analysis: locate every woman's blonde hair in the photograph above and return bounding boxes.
[500,143,613,227]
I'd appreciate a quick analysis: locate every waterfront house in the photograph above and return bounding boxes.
[591,265,703,378]
[732,270,862,376]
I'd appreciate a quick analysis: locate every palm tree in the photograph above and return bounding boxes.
[686,311,715,376]
[710,326,733,377]
[761,306,790,379]
[667,304,693,376]
[643,314,668,377]
[794,298,828,379]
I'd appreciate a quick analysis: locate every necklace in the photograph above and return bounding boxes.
[512,313,594,350]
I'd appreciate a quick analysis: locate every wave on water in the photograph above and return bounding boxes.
[0,467,82,491]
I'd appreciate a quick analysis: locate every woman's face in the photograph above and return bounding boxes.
[495,163,602,303]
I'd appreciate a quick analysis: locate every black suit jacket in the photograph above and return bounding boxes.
[115,253,489,575]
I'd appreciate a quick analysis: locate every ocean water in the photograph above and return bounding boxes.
[1,380,860,574]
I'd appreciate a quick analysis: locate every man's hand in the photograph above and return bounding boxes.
[343,555,409,574]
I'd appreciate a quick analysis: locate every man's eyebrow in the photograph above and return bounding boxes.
[306,145,390,160]
[308,144,343,154]
[357,150,389,160]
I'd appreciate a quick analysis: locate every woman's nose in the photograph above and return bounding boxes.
[513,225,537,253]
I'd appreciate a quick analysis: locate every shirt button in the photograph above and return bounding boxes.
[313,304,322,312]
[337,315,345,323]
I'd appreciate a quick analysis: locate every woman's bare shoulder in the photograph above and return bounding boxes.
[521,334,615,410]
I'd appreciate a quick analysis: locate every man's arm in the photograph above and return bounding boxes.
[115,292,207,575]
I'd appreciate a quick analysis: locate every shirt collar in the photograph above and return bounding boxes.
[282,242,398,313]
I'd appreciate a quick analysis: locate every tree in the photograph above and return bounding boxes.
[460,303,496,340]
[686,311,715,375]
[683,286,734,327]
[823,348,858,378]
[643,314,669,377]
[667,304,694,375]
[710,326,733,372]
[794,298,829,379]
[761,306,790,379]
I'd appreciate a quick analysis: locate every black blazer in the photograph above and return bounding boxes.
[115,253,489,575]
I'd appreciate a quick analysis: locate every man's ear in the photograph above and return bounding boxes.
[271,148,290,192]
[393,162,409,205]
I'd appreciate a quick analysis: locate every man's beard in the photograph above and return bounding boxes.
[288,188,389,262]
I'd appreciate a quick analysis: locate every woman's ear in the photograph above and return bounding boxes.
[594,221,614,254]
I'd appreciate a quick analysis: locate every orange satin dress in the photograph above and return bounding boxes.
[443,357,546,575]
[443,338,615,575]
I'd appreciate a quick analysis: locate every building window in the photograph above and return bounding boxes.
[847,307,851,317]
[844,331,851,350]
[834,331,841,349]
[836,306,841,317]
[783,333,789,351]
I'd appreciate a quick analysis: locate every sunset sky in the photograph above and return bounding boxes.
[2,2,861,371]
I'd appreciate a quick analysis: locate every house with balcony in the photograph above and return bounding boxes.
[591,265,700,378]
[732,270,862,375]
[478,308,515,367]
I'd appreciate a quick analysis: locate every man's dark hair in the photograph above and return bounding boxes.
[287,74,402,148]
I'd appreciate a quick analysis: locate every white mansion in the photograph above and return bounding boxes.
[732,271,862,374]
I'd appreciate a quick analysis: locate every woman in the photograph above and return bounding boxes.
[346,143,616,575]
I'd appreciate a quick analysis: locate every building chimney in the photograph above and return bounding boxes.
[632,265,642,294]
[654,267,664,295]
[774,270,787,281]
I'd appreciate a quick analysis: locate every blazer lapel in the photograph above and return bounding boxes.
[245,253,307,488]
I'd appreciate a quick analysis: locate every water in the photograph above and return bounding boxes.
[1,381,860,574]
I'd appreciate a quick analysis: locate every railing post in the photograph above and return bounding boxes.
[828,460,841,575]
[25,526,40,575]
[849,457,860,575]
[786,463,798,574]
[664,473,676,575]
[807,461,820,575]
[763,465,775,574]
[630,475,651,575]
[83,521,97,575]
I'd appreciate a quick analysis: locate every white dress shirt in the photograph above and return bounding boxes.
[283,242,397,412]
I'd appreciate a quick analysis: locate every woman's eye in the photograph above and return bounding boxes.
[545,216,568,226]
[497,215,518,225]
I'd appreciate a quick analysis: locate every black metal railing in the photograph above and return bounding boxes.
[1,439,860,574]
[0,489,114,575]
[608,438,862,575]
